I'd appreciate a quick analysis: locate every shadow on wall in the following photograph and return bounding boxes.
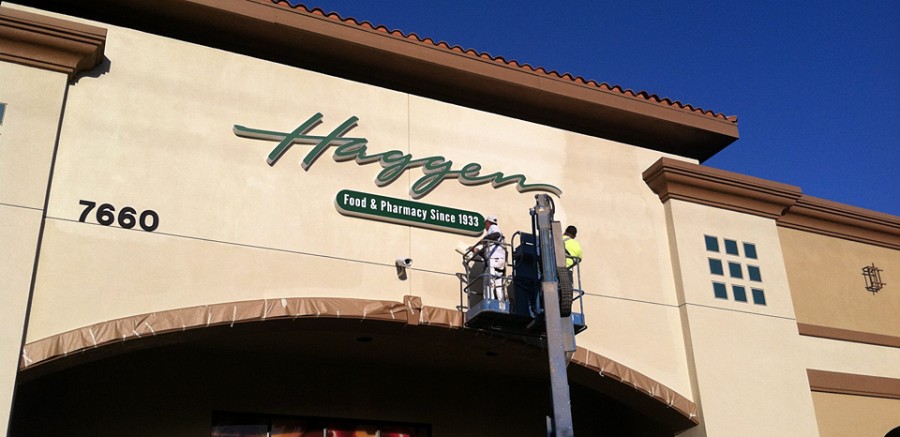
[74,55,111,83]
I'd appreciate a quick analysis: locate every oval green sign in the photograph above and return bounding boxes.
[335,190,484,236]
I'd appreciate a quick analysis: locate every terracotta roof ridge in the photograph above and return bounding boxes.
[272,1,737,123]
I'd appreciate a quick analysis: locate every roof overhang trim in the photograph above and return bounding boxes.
[642,157,802,218]
[643,157,900,249]
[0,6,106,81]
[12,0,737,160]
[778,195,900,249]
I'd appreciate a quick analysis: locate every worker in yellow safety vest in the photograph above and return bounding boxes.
[563,225,582,268]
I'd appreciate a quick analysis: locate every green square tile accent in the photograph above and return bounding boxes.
[752,288,766,305]
[705,235,719,252]
[728,262,743,279]
[748,265,762,282]
[743,242,757,259]
[733,285,748,302]
[713,282,728,299]
[724,239,739,255]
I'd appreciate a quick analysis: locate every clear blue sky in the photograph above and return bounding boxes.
[296,1,900,216]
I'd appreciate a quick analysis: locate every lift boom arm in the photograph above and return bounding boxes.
[533,194,576,437]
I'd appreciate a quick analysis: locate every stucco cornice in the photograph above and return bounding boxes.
[642,157,802,219]
[778,195,900,250]
[808,369,900,400]
[0,6,106,81]
[643,157,900,250]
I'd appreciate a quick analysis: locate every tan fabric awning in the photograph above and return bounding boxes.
[20,295,698,427]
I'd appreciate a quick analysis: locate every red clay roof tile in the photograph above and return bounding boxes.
[273,1,737,123]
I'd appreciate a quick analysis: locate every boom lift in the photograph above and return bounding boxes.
[457,194,583,437]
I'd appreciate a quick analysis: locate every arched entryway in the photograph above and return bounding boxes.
[12,297,698,436]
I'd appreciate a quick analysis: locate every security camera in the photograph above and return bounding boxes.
[395,258,412,281]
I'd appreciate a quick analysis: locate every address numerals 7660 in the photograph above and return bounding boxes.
[78,200,159,232]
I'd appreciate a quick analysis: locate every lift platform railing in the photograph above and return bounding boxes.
[455,233,586,321]
[456,239,514,312]
[567,257,586,320]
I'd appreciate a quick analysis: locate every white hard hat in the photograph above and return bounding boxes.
[485,214,498,224]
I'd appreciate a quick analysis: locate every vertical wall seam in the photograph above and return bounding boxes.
[8,81,69,430]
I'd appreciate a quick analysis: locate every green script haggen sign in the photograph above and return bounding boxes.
[336,190,484,236]
[233,113,562,199]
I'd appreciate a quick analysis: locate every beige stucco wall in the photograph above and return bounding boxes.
[28,26,418,339]
[780,227,900,337]
[811,392,900,437]
[0,205,42,433]
[664,199,819,436]
[0,60,68,433]
[0,63,67,209]
[11,5,695,400]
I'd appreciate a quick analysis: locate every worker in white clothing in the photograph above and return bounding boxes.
[468,215,507,301]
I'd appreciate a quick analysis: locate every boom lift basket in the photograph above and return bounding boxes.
[458,231,586,336]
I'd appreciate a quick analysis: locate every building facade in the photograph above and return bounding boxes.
[1,1,898,436]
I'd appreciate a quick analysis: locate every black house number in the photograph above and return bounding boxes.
[78,200,159,232]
